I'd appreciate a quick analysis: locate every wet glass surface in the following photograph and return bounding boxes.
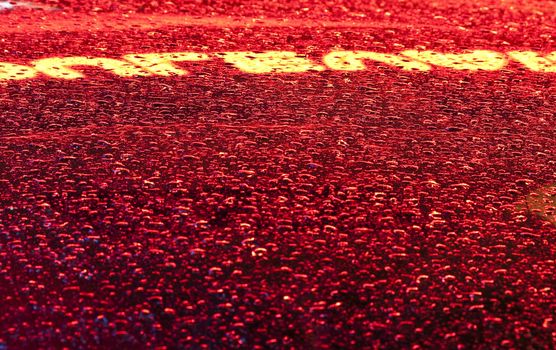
[0,1,555,348]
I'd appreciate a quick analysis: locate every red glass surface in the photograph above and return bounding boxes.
[0,1,555,348]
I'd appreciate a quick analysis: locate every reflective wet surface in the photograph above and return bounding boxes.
[0,1,555,348]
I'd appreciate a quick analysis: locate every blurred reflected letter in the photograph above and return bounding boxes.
[217,51,325,73]
[323,51,430,71]
[401,50,507,70]
[507,51,556,72]
[123,52,210,76]
[0,62,37,80]
[32,57,152,79]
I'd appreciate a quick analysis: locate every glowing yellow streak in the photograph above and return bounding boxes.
[322,51,431,71]
[507,51,556,72]
[0,62,37,80]
[401,50,507,71]
[122,52,210,76]
[32,57,152,79]
[216,51,325,73]
[4,50,556,82]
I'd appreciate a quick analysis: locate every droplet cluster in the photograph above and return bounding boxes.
[0,1,555,348]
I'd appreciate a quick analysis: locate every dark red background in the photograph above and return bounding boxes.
[0,1,555,348]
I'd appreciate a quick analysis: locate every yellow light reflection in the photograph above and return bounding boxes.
[323,51,431,71]
[400,50,507,71]
[2,50,554,82]
[507,51,556,72]
[123,52,210,76]
[216,51,325,73]
[0,62,37,80]
[32,57,152,79]
[525,183,556,226]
